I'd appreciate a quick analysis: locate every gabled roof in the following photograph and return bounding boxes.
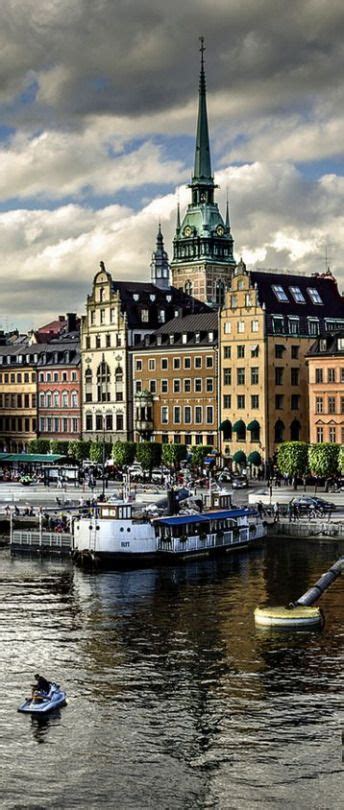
[250,270,344,318]
[306,330,344,357]
[112,281,210,330]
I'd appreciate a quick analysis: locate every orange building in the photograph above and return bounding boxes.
[306,331,344,445]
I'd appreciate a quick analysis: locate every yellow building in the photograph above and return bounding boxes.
[0,345,38,451]
[220,263,344,471]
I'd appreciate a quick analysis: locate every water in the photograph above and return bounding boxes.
[1,539,344,809]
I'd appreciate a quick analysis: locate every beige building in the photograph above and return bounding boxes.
[307,331,344,445]
[220,263,344,470]
[0,344,37,451]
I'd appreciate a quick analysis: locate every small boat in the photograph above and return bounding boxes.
[18,682,67,714]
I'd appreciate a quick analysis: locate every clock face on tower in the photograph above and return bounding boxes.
[184,225,192,237]
[216,225,224,236]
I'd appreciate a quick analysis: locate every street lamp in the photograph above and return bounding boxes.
[102,416,106,500]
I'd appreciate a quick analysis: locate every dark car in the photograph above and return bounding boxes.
[290,496,335,516]
[231,476,249,490]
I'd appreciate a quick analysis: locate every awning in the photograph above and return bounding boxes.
[247,451,262,466]
[247,420,260,431]
[0,453,66,463]
[232,450,247,464]
[219,419,231,431]
[232,420,245,433]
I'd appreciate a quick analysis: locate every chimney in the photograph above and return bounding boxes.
[67,313,77,332]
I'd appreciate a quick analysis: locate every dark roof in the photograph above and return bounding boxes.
[306,330,344,358]
[0,338,80,366]
[132,311,218,350]
[251,270,344,318]
[112,281,210,330]
[155,311,218,334]
[153,508,250,527]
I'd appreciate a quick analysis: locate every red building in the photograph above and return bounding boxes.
[37,337,81,442]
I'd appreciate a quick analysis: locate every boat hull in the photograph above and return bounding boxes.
[18,686,67,714]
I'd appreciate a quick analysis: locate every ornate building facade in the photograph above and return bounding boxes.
[306,331,344,445]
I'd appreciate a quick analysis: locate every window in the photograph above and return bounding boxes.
[148,359,156,371]
[149,380,156,394]
[251,395,259,409]
[291,394,300,410]
[251,345,259,357]
[329,427,337,443]
[39,417,45,432]
[274,419,285,443]
[328,396,336,414]
[208,332,214,343]
[173,379,181,393]
[195,332,201,345]
[184,379,191,393]
[72,418,78,432]
[161,358,168,370]
[237,345,245,358]
[316,427,324,443]
[184,357,191,369]
[141,309,149,322]
[174,406,181,424]
[224,321,231,334]
[184,406,192,424]
[158,310,166,324]
[289,286,306,304]
[62,391,68,408]
[275,345,285,359]
[161,406,168,424]
[251,367,259,385]
[291,345,299,359]
[173,358,181,370]
[85,336,91,350]
[223,395,231,409]
[195,406,202,424]
[308,319,320,336]
[315,368,323,384]
[194,357,202,369]
[206,378,213,393]
[86,413,93,431]
[100,309,105,324]
[206,356,213,368]
[54,418,59,432]
[135,360,142,371]
[288,317,299,335]
[97,361,110,402]
[53,391,59,407]
[251,320,259,333]
[315,397,323,414]
[341,397,344,414]
[116,413,124,431]
[206,406,213,424]
[237,368,245,385]
[237,321,245,333]
[291,368,299,385]
[182,333,188,345]
[135,381,142,394]
[224,346,231,359]
[223,368,231,385]
[272,285,289,303]
[237,394,245,408]
[39,392,45,408]
[275,394,284,409]
[275,367,284,385]
[341,369,344,384]
[194,378,202,393]
[231,294,237,308]
[328,368,336,383]
[272,317,284,334]
[307,288,323,305]
[161,380,168,394]
[195,434,203,444]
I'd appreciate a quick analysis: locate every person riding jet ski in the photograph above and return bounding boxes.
[32,674,51,695]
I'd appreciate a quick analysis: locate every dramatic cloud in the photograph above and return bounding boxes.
[0,1,343,325]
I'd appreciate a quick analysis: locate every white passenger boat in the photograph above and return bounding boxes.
[72,500,266,568]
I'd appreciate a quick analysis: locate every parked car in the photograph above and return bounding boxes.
[290,496,335,516]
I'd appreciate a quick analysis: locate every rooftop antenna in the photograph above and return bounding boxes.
[324,240,332,273]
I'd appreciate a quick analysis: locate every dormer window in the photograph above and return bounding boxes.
[272,316,284,333]
[133,293,139,302]
[182,333,188,344]
[288,316,299,335]
[307,287,323,305]
[272,285,289,303]
[166,295,172,303]
[337,337,344,351]
[208,332,214,342]
[319,339,327,351]
[141,309,149,323]
[308,318,320,336]
[149,294,156,302]
[289,286,306,304]
[158,309,165,324]
[195,332,200,344]
[169,335,174,345]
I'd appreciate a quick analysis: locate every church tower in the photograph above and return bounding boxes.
[150,223,170,289]
[171,38,235,305]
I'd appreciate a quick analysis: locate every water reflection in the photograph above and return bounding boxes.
[30,710,62,744]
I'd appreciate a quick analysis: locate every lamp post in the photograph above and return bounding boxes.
[102,416,106,500]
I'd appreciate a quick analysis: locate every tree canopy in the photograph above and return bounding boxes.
[277,442,309,478]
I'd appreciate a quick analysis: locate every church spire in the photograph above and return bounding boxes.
[150,223,170,289]
[192,37,213,188]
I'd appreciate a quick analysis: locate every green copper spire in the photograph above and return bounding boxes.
[192,37,213,187]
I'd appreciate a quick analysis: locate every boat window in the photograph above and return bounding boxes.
[120,527,124,532]
[127,528,131,532]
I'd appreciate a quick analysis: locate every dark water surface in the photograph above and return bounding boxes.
[1,539,344,809]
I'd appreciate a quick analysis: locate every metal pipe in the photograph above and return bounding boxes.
[293,557,344,607]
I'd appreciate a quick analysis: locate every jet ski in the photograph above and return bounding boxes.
[18,682,67,714]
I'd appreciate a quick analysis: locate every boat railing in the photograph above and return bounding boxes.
[157,527,249,553]
[11,530,73,550]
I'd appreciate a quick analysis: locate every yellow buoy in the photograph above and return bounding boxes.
[254,605,323,628]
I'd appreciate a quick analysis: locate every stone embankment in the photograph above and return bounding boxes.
[268,518,344,540]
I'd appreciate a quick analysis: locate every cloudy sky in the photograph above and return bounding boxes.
[1,0,343,329]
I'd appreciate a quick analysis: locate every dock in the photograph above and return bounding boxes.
[10,529,73,556]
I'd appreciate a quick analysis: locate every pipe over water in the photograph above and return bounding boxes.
[293,557,344,607]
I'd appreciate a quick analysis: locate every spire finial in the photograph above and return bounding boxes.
[193,37,212,187]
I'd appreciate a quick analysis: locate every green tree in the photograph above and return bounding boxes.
[308,443,339,480]
[89,442,104,464]
[136,442,162,477]
[161,443,187,470]
[68,440,90,461]
[28,439,50,454]
[338,445,344,475]
[190,445,213,473]
[112,441,136,468]
[277,442,309,488]
[49,440,69,455]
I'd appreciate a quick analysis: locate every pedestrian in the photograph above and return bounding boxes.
[287,501,293,523]
[273,502,279,522]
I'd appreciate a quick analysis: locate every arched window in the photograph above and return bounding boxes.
[39,392,45,408]
[97,361,110,402]
[85,368,92,404]
[216,280,225,306]
[184,280,193,296]
[62,391,68,408]
[53,391,59,408]
[274,420,285,443]
[290,419,301,441]
[71,391,78,408]
[46,391,52,408]
[115,365,123,382]
[85,368,92,382]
